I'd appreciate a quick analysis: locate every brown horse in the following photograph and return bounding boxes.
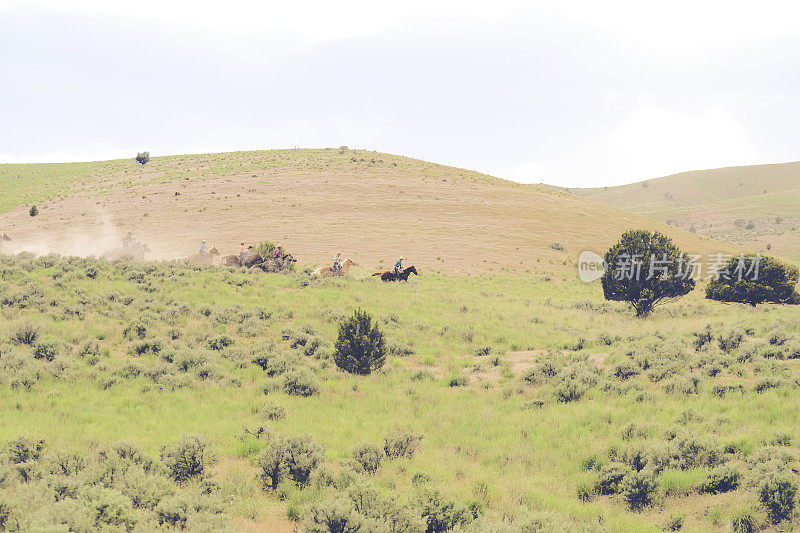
[182,247,220,265]
[314,258,356,276]
[102,242,151,261]
[372,265,418,282]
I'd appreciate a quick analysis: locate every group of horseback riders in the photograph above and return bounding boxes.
[119,233,413,280]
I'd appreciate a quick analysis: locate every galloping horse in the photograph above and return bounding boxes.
[372,265,418,282]
[102,242,152,261]
[314,258,356,276]
[182,247,220,266]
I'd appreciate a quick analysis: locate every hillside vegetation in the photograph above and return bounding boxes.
[573,161,800,262]
[1,254,800,531]
[0,149,731,273]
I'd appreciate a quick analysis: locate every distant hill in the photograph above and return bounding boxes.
[572,161,800,262]
[0,149,733,274]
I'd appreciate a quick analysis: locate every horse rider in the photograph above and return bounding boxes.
[122,232,133,248]
[239,242,247,266]
[332,251,342,274]
[198,240,207,257]
[273,245,282,259]
[394,256,404,279]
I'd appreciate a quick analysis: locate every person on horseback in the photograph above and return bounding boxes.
[122,232,133,248]
[239,242,247,266]
[273,245,282,259]
[394,256,404,280]
[333,251,342,274]
[198,240,207,257]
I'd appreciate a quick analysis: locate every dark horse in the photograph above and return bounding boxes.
[372,265,418,282]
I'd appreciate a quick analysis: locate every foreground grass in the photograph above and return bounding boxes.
[1,254,799,531]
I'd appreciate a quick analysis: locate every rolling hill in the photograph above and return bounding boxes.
[0,148,732,274]
[572,161,800,262]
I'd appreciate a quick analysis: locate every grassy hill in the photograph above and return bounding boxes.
[0,149,732,274]
[3,149,794,533]
[572,161,800,262]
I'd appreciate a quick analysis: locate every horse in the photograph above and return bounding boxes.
[102,242,151,261]
[181,247,220,265]
[0,233,10,252]
[372,265,418,282]
[314,258,356,276]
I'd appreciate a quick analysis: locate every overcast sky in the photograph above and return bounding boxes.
[1,1,799,187]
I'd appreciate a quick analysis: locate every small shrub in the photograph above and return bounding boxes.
[11,323,39,345]
[731,510,756,533]
[698,465,741,494]
[160,434,214,483]
[718,328,745,352]
[334,309,386,375]
[32,340,58,361]
[29,205,38,217]
[758,469,797,522]
[283,368,320,397]
[259,403,286,421]
[384,431,423,460]
[304,498,363,533]
[208,334,234,351]
[595,464,631,495]
[258,434,324,489]
[620,470,657,510]
[351,442,383,474]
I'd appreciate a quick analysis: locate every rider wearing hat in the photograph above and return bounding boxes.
[333,251,342,274]
[394,256,404,279]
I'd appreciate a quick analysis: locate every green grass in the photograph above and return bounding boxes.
[1,254,800,531]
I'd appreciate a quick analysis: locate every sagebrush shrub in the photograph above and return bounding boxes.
[595,464,631,495]
[698,465,741,494]
[11,323,39,345]
[32,340,58,361]
[620,470,657,510]
[384,431,423,460]
[160,434,213,483]
[757,469,798,522]
[258,434,324,489]
[283,368,319,397]
[731,510,756,533]
[351,443,383,475]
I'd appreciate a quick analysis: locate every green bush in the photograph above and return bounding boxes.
[283,368,320,397]
[333,309,386,375]
[595,464,631,495]
[706,255,800,306]
[384,431,423,460]
[601,230,695,316]
[351,442,383,475]
[32,340,58,361]
[304,498,364,533]
[757,469,797,522]
[620,470,657,510]
[258,434,324,489]
[731,510,756,533]
[160,434,214,483]
[135,151,150,166]
[698,465,740,494]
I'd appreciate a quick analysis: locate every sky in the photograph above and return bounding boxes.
[1,0,799,187]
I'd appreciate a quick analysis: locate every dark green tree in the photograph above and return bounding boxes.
[334,309,386,375]
[136,151,150,166]
[706,255,799,306]
[601,230,695,317]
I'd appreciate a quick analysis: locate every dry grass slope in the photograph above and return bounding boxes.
[573,161,800,262]
[0,149,732,273]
